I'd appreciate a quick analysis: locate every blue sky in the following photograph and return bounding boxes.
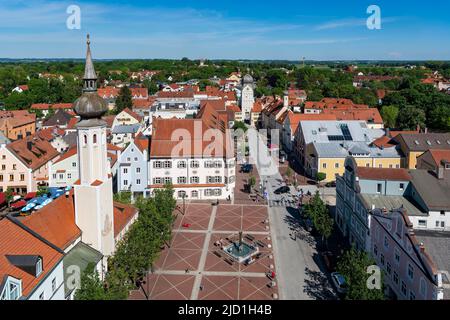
[1,0,450,60]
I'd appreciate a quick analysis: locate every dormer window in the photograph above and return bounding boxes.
[36,257,43,277]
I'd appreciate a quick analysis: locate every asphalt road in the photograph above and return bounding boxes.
[247,128,336,300]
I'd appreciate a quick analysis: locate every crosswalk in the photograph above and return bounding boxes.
[268,199,299,208]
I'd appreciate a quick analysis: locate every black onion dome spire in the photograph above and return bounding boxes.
[73,34,108,120]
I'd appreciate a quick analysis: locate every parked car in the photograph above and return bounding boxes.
[325,181,336,188]
[241,164,253,173]
[331,272,348,295]
[320,251,336,272]
[274,186,290,194]
[279,151,286,164]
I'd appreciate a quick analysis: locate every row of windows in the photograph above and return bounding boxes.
[82,133,101,146]
[122,167,141,174]
[152,176,233,185]
[0,174,25,182]
[418,219,446,228]
[374,245,420,300]
[52,173,73,180]
[1,164,18,170]
[123,179,142,186]
[175,189,223,198]
[153,160,225,169]
[322,162,401,169]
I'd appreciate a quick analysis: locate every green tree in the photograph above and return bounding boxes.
[113,191,132,204]
[75,263,108,300]
[115,86,133,113]
[380,105,399,128]
[36,186,49,197]
[337,247,385,300]
[232,121,248,133]
[304,191,333,248]
[248,176,256,193]
[5,187,14,206]
[397,105,426,130]
[316,172,326,185]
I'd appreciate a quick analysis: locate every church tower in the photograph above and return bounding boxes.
[240,74,254,122]
[73,35,115,258]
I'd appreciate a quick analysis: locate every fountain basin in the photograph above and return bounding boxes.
[223,241,259,263]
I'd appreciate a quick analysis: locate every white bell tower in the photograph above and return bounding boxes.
[241,74,254,122]
[72,35,115,259]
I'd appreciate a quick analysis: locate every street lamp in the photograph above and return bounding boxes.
[182,192,186,215]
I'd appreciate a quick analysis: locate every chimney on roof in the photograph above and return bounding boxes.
[419,242,425,253]
[424,127,428,134]
[416,124,421,132]
[385,128,390,138]
[438,163,445,180]
[283,91,289,109]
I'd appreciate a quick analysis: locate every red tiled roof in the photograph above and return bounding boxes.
[0,110,36,129]
[427,149,450,166]
[227,104,241,113]
[150,117,231,158]
[372,136,396,148]
[376,89,386,99]
[134,134,150,153]
[53,145,120,167]
[0,218,63,297]
[21,192,81,250]
[388,130,419,138]
[53,146,77,164]
[122,107,143,122]
[98,86,148,99]
[157,91,194,98]
[66,117,79,129]
[252,101,262,113]
[287,112,337,133]
[113,202,138,237]
[322,108,383,124]
[7,135,59,171]
[91,180,103,186]
[356,167,411,181]
[36,127,65,142]
[107,143,122,151]
[31,103,72,110]
[132,97,155,108]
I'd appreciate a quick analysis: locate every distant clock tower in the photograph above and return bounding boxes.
[240,74,255,122]
[72,35,115,259]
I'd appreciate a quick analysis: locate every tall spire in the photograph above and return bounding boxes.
[84,34,97,83]
[73,34,108,120]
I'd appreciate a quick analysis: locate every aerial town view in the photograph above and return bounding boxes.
[1,0,450,313]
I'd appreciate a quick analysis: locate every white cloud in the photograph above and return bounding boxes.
[315,17,399,30]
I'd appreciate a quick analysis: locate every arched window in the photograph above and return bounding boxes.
[93,134,97,144]
[83,134,88,146]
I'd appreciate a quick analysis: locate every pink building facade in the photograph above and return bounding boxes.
[370,209,444,300]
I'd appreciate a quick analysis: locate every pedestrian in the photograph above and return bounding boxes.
[199,285,204,291]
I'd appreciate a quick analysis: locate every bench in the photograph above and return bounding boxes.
[245,234,255,241]
[256,240,266,248]
[213,250,222,258]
